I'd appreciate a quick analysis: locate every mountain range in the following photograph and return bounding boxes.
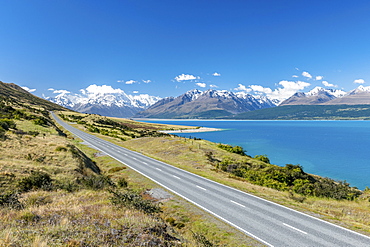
[280,86,370,106]
[135,89,277,118]
[44,87,161,118]
[43,85,370,119]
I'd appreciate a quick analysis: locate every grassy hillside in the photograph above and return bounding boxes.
[230,104,370,120]
[0,94,259,246]
[0,81,68,112]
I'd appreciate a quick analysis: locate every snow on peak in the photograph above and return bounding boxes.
[45,85,161,109]
[351,85,370,94]
[306,86,346,98]
[184,89,203,100]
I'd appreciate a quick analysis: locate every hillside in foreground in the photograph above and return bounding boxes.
[0,82,260,246]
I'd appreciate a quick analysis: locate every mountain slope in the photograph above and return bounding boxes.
[135,89,276,118]
[0,81,68,111]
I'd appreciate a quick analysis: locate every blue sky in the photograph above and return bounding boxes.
[1,0,370,101]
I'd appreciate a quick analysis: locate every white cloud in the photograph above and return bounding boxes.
[117,80,123,83]
[315,76,323,80]
[322,81,337,87]
[196,82,206,88]
[268,80,311,101]
[249,85,273,94]
[234,80,310,102]
[292,75,298,78]
[47,88,55,91]
[82,84,124,95]
[53,89,70,94]
[210,84,218,88]
[21,86,36,93]
[302,71,312,79]
[125,80,137,84]
[354,79,365,84]
[174,74,200,82]
[133,91,139,93]
[212,72,221,76]
[234,84,252,92]
[142,80,151,83]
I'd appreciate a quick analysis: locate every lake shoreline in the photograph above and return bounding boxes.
[160,127,223,133]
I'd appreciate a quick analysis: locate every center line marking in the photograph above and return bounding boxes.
[132,157,137,160]
[173,175,181,179]
[143,162,148,165]
[283,223,308,235]
[230,200,246,208]
[156,168,162,171]
[196,185,207,191]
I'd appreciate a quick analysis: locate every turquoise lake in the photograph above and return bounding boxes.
[142,120,370,190]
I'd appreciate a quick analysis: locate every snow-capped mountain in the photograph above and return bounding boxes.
[45,84,370,119]
[134,89,276,118]
[44,85,161,118]
[347,85,370,95]
[280,87,346,106]
[306,87,346,98]
[324,85,370,105]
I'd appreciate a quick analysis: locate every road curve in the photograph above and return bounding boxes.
[51,112,370,247]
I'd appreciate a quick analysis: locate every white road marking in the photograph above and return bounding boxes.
[196,185,207,191]
[172,175,181,179]
[283,223,308,235]
[156,168,162,171]
[132,157,137,160]
[143,162,148,165]
[230,200,246,208]
[124,153,128,156]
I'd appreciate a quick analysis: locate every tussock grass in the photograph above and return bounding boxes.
[2,114,260,246]
[120,136,370,235]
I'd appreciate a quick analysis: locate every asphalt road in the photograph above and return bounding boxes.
[52,112,370,247]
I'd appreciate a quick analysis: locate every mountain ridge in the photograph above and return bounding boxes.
[44,85,161,118]
[134,89,277,119]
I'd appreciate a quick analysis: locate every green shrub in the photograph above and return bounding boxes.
[0,191,23,209]
[0,118,16,130]
[192,232,214,247]
[79,175,115,190]
[217,143,247,156]
[27,131,40,137]
[32,116,48,126]
[56,179,80,193]
[117,177,128,188]
[55,146,68,152]
[109,189,161,214]
[17,171,53,192]
[254,154,270,163]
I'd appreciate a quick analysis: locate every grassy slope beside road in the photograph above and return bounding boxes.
[56,111,370,238]
[0,105,259,245]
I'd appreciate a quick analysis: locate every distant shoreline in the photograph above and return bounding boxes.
[160,127,223,134]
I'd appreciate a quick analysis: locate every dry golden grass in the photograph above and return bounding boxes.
[119,136,370,236]
[1,116,263,246]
